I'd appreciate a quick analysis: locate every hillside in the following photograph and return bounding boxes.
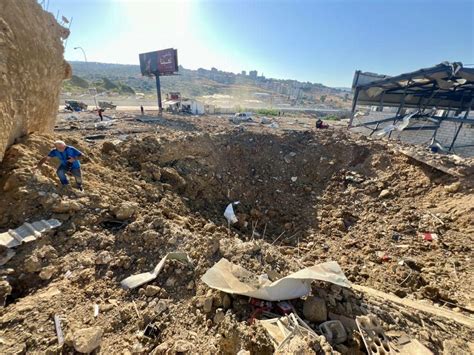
[64,61,352,109]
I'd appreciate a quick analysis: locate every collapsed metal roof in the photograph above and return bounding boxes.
[349,62,474,153]
[351,62,474,111]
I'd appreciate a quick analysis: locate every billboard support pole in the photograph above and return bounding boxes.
[155,72,162,114]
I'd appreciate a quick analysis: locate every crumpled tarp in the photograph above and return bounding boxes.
[120,252,190,290]
[201,258,351,301]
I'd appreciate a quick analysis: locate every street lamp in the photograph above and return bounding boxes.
[74,46,98,108]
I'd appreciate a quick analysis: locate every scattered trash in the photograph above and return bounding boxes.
[421,232,438,241]
[387,331,433,355]
[261,117,272,124]
[54,314,64,346]
[269,122,279,129]
[290,177,297,182]
[259,313,319,352]
[356,314,394,355]
[0,219,62,248]
[121,252,190,289]
[376,251,391,262]
[201,258,351,301]
[84,134,107,141]
[224,202,239,225]
[93,304,99,317]
[319,320,347,345]
[143,323,159,338]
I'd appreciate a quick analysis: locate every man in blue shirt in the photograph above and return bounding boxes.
[36,140,84,191]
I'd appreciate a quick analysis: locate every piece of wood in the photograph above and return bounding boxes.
[353,285,474,329]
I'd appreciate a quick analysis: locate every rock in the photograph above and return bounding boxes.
[37,245,58,259]
[303,296,327,323]
[444,181,461,193]
[95,251,113,265]
[144,285,161,297]
[24,255,42,273]
[222,294,232,309]
[201,296,213,313]
[160,167,186,191]
[101,141,120,154]
[443,340,474,355]
[237,351,251,355]
[39,265,56,280]
[51,200,82,213]
[0,280,12,306]
[379,189,390,198]
[72,327,103,353]
[114,202,139,220]
[154,299,168,315]
[213,308,225,324]
[173,340,193,353]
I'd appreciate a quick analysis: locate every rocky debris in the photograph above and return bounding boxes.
[72,327,103,353]
[39,265,56,280]
[0,128,472,353]
[303,296,328,323]
[24,255,42,273]
[95,251,113,265]
[113,201,138,220]
[51,199,82,213]
[0,280,12,306]
[101,140,121,154]
[160,167,186,191]
[444,181,461,193]
[144,285,162,297]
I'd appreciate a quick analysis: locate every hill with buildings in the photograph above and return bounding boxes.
[64,61,351,109]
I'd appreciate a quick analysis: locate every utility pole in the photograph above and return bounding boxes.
[74,46,98,108]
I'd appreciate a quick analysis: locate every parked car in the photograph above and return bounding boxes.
[230,112,253,123]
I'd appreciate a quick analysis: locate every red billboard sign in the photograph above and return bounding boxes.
[139,48,178,76]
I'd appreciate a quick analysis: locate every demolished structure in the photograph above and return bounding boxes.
[349,62,474,156]
[0,0,71,161]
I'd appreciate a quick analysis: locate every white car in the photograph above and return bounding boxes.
[231,112,253,123]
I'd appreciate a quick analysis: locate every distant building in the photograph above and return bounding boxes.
[241,70,246,76]
[249,70,258,79]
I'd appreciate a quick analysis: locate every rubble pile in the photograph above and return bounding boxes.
[0,126,472,353]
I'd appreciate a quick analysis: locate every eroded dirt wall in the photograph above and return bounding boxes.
[0,0,71,161]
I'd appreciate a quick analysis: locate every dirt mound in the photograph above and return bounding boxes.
[0,128,473,353]
[0,0,70,160]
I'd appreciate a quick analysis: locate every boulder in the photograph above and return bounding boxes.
[72,327,103,353]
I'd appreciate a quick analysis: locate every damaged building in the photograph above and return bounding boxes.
[349,62,474,157]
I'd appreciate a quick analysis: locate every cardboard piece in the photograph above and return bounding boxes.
[120,252,190,289]
[201,258,351,301]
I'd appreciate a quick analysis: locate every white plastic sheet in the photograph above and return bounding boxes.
[224,202,239,224]
[201,258,351,301]
[121,252,190,289]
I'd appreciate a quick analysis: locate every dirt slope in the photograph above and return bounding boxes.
[0,0,70,160]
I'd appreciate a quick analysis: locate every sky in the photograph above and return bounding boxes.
[46,0,473,87]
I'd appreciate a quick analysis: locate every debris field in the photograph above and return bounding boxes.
[0,113,473,354]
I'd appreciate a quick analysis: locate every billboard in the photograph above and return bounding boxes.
[139,48,178,76]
